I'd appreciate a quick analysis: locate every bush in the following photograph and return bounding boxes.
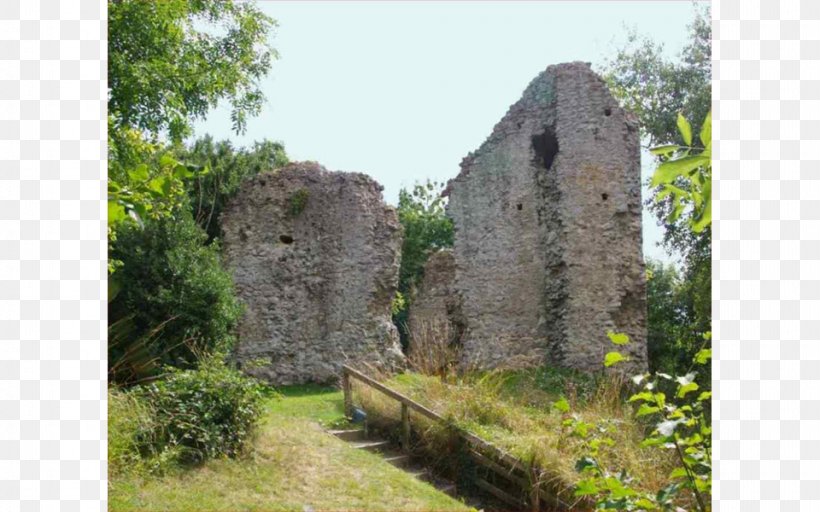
[109,208,243,377]
[137,358,265,464]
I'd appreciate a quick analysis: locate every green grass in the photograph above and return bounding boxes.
[110,384,474,512]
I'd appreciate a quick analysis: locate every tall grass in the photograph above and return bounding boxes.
[351,367,677,509]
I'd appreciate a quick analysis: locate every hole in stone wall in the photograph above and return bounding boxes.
[517,203,523,211]
[279,235,294,244]
[531,129,559,170]
[604,108,612,117]
[601,193,608,201]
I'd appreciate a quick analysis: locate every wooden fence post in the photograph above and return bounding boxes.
[342,369,352,418]
[401,403,410,452]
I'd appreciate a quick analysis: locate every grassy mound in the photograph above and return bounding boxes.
[110,385,474,512]
[352,367,677,509]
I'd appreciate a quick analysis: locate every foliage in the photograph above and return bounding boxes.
[136,357,266,465]
[602,6,711,384]
[650,112,712,235]
[108,0,276,143]
[107,149,205,283]
[177,136,289,240]
[108,0,276,283]
[569,334,711,511]
[601,5,710,149]
[393,180,454,345]
[109,209,243,375]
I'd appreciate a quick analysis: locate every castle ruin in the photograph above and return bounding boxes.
[221,162,405,385]
[440,62,647,373]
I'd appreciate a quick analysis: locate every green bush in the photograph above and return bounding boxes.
[137,358,265,464]
[109,209,243,376]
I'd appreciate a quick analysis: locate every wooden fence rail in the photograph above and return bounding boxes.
[341,365,572,511]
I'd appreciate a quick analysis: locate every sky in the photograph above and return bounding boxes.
[192,1,705,264]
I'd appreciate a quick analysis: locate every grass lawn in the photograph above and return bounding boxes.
[109,385,474,512]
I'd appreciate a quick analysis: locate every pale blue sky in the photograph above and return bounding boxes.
[193,1,705,264]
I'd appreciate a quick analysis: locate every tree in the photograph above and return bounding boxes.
[601,5,711,373]
[393,181,455,346]
[601,5,710,149]
[107,0,277,275]
[108,0,275,148]
[176,136,289,241]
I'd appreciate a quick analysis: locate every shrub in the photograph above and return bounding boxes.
[137,357,265,465]
[109,208,243,377]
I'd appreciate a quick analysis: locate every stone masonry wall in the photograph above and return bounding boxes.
[221,162,405,385]
[443,62,647,373]
[406,249,463,354]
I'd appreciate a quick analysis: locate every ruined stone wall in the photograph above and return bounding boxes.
[444,62,647,373]
[406,249,463,353]
[221,162,405,385]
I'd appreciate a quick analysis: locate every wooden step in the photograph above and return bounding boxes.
[350,439,391,452]
[382,453,410,468]
[328,428,365,442]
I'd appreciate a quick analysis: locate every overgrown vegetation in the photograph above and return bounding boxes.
[601,5,711,380]
[393,180,455,347]
[109,210,243,382]
[352,368,675,509]
[107,0,280,480]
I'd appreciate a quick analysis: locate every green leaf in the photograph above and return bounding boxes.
[697,391,712,402]
[108,200,127,225]
[628,392,655,403]
[677,382,699,398]
[636,404,660,417]
[677,112,692,146]
[699,110,712,149]
[634,498,657,510]
[606,331,630,346]
[651,155,709,186]
[128,163,150,183]
[553,397,570,413]
[650,144,680,157]
[604,351,626,367]
[174,164,195,179]
[691,176,712,233]
[694,348,712,364]
[574,479,599,496]
[147,176,168,195]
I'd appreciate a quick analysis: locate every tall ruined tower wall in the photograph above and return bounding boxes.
[444,62,647,372]
[221,162,405,385]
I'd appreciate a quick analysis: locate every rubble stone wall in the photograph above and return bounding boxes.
[443,62,647,373]
[221,162,405,385]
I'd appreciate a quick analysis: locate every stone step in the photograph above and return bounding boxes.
[350,439,391,452]
[405,468,428,480]
[328,428,365,442]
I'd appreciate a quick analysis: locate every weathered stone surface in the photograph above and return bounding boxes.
[406,249,463,352]
[221,162,405,385]
[443,62,647,373]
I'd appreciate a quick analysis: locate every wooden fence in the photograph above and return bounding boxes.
[341,365,573,511]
